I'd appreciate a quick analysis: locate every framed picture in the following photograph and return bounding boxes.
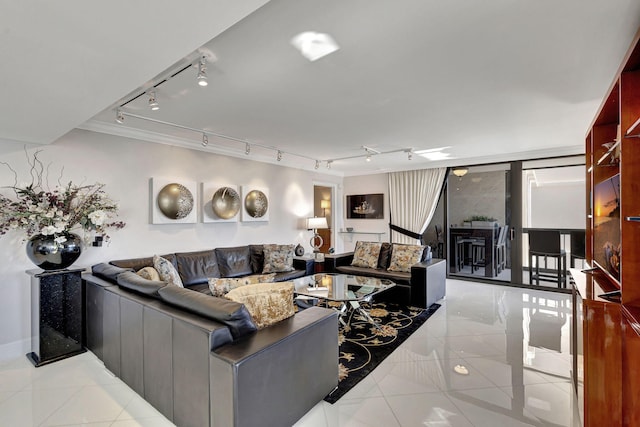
[151,177,197,224]
[202,183,240,223]
[346,193,384,219]
[241,186,270,222]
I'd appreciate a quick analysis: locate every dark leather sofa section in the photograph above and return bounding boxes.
[85,245,336,427]
[325,242,446,308]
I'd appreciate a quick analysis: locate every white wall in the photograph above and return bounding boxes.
[341,173,388,251]
[0,129,341,359]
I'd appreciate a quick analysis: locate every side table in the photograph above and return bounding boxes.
[26,267,86,367]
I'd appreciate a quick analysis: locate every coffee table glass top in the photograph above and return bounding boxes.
[292,273,395,302]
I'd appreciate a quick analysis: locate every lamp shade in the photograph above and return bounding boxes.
[306,217,328,230]
[320,199,330,209]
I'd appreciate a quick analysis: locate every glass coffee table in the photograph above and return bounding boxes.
[292,273,396,327]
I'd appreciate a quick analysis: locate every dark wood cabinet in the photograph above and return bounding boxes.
[581,28,640,426]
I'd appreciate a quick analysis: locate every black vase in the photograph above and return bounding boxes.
[26,232,82,270]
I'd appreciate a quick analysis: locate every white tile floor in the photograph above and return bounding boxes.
[0,279,580,426]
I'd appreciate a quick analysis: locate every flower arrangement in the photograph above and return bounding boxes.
[0,152,125,243]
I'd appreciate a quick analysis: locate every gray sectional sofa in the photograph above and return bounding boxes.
[84,245,338,427]
[324,242,446,308]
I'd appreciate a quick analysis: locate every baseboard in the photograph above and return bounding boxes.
[0,338,30,363]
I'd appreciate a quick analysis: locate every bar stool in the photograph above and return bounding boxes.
[570,230,586,268]
[528,230,566,288]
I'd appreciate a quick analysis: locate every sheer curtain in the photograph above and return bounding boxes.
[388,168,447,244]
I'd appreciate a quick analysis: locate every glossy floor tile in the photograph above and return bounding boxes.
[0,279,580,426]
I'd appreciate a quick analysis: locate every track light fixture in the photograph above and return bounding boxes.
[315,160,320,169]
[406,149,413,160]
[245,143,251,155]
[327,160,333,169]
[202,133,208,147]
[277,150,283,161]
[366,154,372,162]
[148,91,159,110]
[197,56,208,87]
[115,109,124,124]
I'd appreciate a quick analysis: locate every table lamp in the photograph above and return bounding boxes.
[307,217,328,253]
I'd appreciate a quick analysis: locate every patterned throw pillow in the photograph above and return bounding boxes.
[136,266,161,281]
[153,255,184,287]
[387,244,425,272]
[262,244,295,273]
[225,282,295,329]
[207,273,277,297]
[351,241,383,268]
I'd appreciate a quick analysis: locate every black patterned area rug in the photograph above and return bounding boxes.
[324,301,440,404]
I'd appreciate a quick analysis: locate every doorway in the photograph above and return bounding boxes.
[446,163,515,283]
[313,185,333,253]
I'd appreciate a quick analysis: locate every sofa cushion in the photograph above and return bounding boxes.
[117,271,167,296]
[351,241,382,268]
[387,244,425,272]
[262,244,295,273]
[175,250,220,285]
[208,273,277,297]
[111,254,177,271]
[158,285,257,339]
[249,244,265,274]
[154,255,184,287]
[91,263,133,283]
[215,246,253,278]
[378,242,392,269]
[136,266,160,281]
[225,282,295,329]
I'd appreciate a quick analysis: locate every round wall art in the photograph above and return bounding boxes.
[157,183,194,219]
[212,186,240,219]
[244,189,268,218]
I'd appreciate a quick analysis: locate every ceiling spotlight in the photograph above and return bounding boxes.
[277,150,283,161]
[452,167,469,177]
[366,154,372,162]
[202,133,208,147]
[327,160,333,170]
[148,91,159,110]
[115,109,124,124]
[315,160,320,170]
[197,56,208,87]
[245,143,251,155]
[406,149,413,160]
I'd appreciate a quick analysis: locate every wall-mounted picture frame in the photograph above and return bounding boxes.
[346,193,384,219]
[151,177,198,224]
[241,186,270,222]
[202,183,240,223]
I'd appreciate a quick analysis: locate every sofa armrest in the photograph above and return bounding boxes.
[293,256,315,275]
[325,252,354,272]
[410,258,446,308]
[210,306,338,427]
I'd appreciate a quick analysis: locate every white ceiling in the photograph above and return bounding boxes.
[4,0,640,176]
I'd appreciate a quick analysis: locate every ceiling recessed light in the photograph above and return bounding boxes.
[291,31,340,61]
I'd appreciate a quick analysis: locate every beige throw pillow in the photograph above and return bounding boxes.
[351,241,383,268]
[262,244,295,273]
[136,266,161,281]
[208,273,277,297]
[387,244,425,272]
[153,255,184,287]
[225,282,295,329]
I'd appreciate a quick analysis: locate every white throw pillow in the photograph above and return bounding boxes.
[153,255,184,287]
